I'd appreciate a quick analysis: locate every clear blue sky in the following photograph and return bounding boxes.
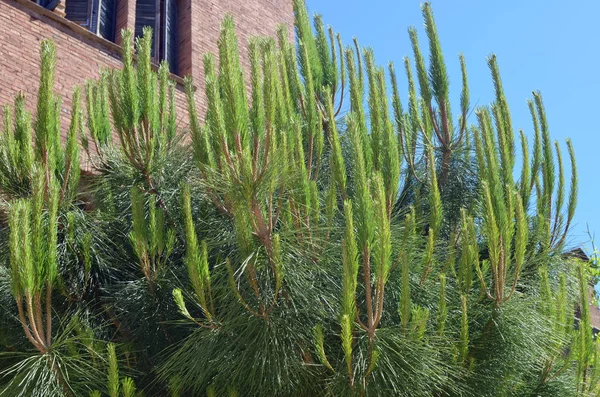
[306,0,600,254]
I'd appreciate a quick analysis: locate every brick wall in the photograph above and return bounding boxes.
[114,0,136,46]
[0,0,293,166]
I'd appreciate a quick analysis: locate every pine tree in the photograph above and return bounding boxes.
[0,1,596,396]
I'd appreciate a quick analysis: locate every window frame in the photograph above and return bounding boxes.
[161,0,178,74]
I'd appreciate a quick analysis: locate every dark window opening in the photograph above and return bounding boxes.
[135,0,178,74]
[65,0,117,42]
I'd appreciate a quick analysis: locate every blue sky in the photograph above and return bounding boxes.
[305,0,600,254]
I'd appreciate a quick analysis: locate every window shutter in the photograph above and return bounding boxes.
[65,0,92,27]
[136,0,158,58]
[66,0,114,42]
[163,0,178,74]
[98,0,117,41]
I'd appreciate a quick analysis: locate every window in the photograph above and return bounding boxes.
[135,0,178,74]
[65,0,117,42]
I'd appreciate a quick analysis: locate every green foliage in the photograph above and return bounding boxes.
[0,40,80,203]
[0,2,594,396]
[129,186,175,285]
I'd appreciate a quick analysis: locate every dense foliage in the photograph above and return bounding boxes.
[0,2,598,396]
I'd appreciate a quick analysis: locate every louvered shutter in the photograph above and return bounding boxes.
[98,0,116,41]
[66,0,115,42]
[136,0,158,58]
[65,0,92,27]
[163,0,178,74]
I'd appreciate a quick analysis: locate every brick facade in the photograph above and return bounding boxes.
[0,0,293,167]
[114,0,136,46]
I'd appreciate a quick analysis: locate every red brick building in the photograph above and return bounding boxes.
[0,0,293,165]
